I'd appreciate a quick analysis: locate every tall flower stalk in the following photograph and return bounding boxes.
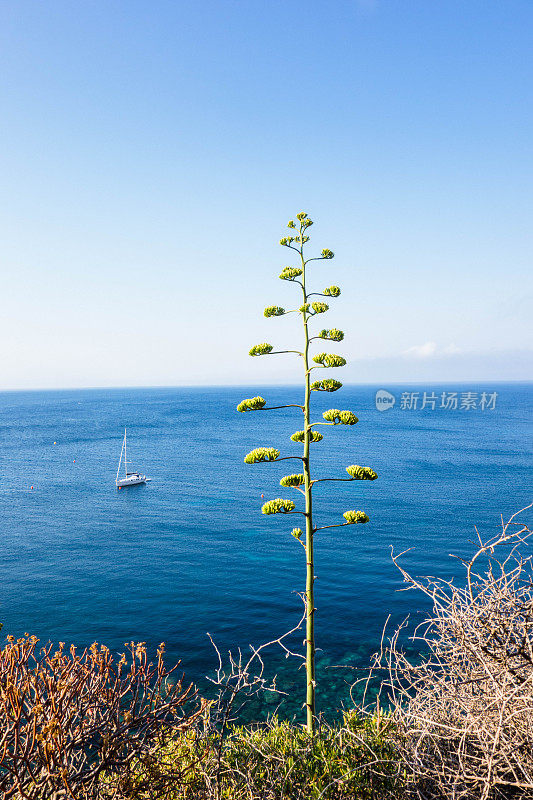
[238,212,377,735]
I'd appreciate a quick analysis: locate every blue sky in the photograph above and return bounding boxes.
[1,0,531,389]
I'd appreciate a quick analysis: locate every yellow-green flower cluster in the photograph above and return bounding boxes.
[244,447,280,464]
[291,430,323,443]
[323,409,359,425]
[280,473,305,487]
[296,212,313,228]
[346,465,378,481]
[264,306,285,317]
[321,249,334,259]
[339,411,358,425]
[323,285,341,297]
[299,303,310,313]
[279,266,303,281]
[249,343,273,357]
[262,498,296,515]
[313,352,346,368]
[280,214,313,243]
[318,328,344,342]
[311,302,329,314]
[310,379,343,392]
[237,396,267,413]
[291,527,303,539]
[343,510,370,524]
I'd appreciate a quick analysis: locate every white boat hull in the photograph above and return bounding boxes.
[116,473,147,487]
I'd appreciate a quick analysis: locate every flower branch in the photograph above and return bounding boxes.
[239,210,377,736]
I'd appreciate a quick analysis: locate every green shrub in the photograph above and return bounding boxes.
[122,711,404,799]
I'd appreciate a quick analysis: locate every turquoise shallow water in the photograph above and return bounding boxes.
[0,384,531,720]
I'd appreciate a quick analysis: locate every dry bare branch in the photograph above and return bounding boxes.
[385,507,533,800]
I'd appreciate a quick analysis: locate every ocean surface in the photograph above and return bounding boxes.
[0,384,531,720]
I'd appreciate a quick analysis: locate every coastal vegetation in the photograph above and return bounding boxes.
[1,512,531,799]
[0,636,205,798]
[238,212,377,735]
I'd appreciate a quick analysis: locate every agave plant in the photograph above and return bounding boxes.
[238,212,377,735]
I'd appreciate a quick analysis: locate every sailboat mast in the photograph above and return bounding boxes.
[124,428,127,476]
[116,433,124,484]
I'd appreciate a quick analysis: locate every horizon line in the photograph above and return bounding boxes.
[0,379,531,394]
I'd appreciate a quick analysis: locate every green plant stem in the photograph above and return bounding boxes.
[261,350,303,356]
[312,477,356,483]
[258,404,305,411]
[301,230,315,736]
[314,523,351,532]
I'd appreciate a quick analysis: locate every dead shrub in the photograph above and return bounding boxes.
[386,508,533,800]
[0,635,205,799]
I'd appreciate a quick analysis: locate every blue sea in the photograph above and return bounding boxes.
[0,384,531,720]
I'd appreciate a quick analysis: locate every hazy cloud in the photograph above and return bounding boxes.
[403,342,462,359]
[403,341,438,359]
[442,343,462,355]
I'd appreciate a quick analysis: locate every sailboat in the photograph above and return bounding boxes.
[115,429,150,487]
